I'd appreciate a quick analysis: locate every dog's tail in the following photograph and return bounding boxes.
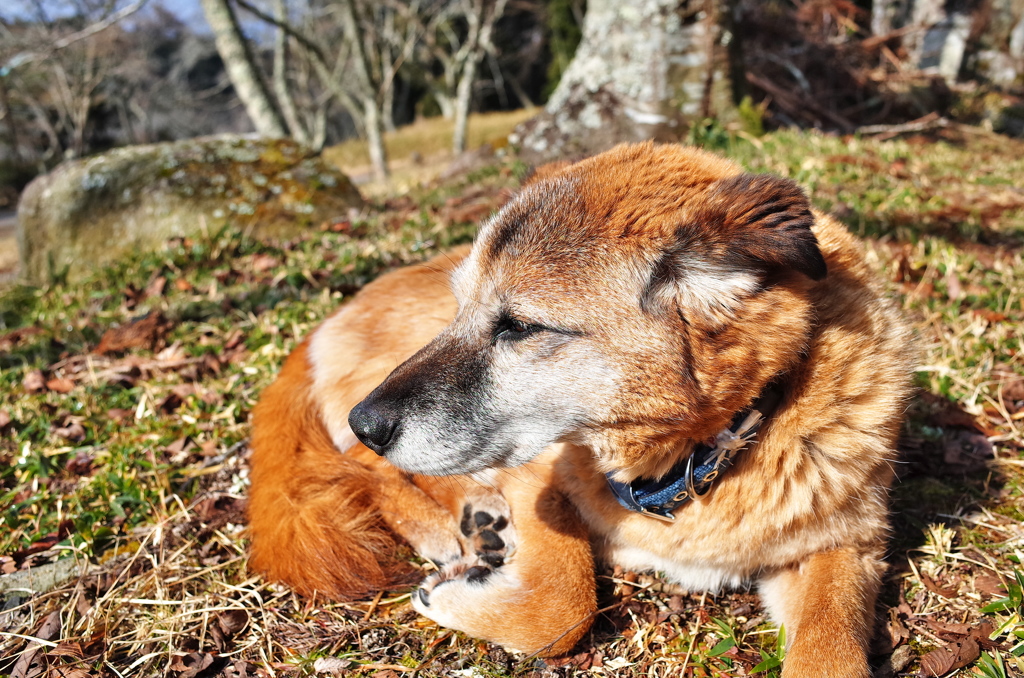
[247,341,406,599]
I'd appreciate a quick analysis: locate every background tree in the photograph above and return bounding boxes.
[200,0,287,137]
[512,0,741,160]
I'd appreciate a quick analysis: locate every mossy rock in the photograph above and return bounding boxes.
[17,135,364,283]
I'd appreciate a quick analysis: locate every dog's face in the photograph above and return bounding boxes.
[349,143,827,478]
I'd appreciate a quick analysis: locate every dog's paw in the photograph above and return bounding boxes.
[459,500,513,567]
[414,496,516,613]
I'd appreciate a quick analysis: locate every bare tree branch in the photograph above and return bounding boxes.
[1,0,148,74]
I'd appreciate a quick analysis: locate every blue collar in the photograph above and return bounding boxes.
[605,386,783,522]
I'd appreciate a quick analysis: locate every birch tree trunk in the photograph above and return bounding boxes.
[200,0,287,137]
[451,58,477,153]
[511,0,740,161]
[271,0,311,146]
[338,0,389,181]
[451,0,509,154]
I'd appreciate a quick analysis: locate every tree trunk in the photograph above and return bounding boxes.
[271,0,311,145]
[451,0,509,154]
[452,58,477,153]
[338,0,389,180]
[364,99,388,183]
[200,0,287,137]
[511,0,741,161]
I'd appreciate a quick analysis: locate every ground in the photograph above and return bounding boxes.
[1,120,1023,678]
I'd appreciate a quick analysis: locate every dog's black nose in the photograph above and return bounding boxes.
[348,401,398,456]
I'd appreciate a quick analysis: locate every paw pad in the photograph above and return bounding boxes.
[460,503,509,567]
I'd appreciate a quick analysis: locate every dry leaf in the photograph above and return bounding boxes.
[251,254,280,273]
[975,574,1007,597]
[65,451,94,476]
[918,635,979,677]
[23,369,47,393]
[943,269,962,300]
[45,378,75,394]
[0,409,11,428]
[974,309,1008,323]
[921,574,958,599]
[169,653,214,678]
[53,420,86,442]
[145,275,167,298]
[95,311,171,354]
[12,611,62,678]
[217,609,249,636]
[45,642,84,658]
[45,668,91,678]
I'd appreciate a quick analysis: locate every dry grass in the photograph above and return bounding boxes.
[3,124,1024,678]
[321,108,537,196]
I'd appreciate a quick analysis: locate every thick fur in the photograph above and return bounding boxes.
[248,143,915,675]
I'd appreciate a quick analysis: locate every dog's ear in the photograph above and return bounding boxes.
[701,173,827,281]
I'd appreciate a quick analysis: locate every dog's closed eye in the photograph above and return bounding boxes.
[493,313,542,342]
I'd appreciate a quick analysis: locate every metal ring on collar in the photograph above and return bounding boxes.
[684,453,712,501]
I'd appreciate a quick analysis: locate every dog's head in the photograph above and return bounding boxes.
[349,142,826,478]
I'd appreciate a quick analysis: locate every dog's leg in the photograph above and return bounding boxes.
[411,462,597,657]
[759,547,884,678]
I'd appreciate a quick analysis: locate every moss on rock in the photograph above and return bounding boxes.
[17,135,363,283]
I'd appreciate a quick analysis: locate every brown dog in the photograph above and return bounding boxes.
[248,142,914,676]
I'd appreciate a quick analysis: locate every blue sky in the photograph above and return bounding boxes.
[1,0,208,30]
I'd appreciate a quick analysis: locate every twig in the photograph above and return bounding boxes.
[2,0,148,74]
[858,112,949,140]
[746,72,855,132]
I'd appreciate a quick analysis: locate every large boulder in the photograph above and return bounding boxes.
[17,135,363,283]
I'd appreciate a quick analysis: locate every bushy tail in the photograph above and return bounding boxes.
[247,342,407,599]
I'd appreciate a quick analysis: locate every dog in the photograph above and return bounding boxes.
[247,142,914,676]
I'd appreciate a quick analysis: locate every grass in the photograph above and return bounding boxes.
[321,108,537,196]
[1,121,1024,677]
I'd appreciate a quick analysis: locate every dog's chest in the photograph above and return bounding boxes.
[601,541,749,591]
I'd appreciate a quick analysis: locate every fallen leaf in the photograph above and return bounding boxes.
[251,254,280,273]
[45,642,84,658]
[943,269,962,300]
[95,311,172,354]
[145,275,167,299]
[921,574,958,598]
[217,609,249,637]
[942,429,994,469]
[11,611,62,678]
[974,309,1008,323]
[918,635,979,677]
[45,378,75,394]
[23,369,47,393]
[887,607,910,647]
[975,574,1006,596]
[44,668,91,678]
[0,326,44,352]
[53,420,86,442]
[173,278,193,292]
[0,409,11,429]
[66,451,94,476]
[169,652,214,678]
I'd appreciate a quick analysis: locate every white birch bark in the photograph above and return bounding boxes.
[511,0,738,160]
[200,0,287,137]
